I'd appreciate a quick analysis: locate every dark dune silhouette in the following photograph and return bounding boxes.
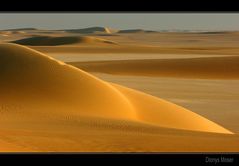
[12,36,117,46]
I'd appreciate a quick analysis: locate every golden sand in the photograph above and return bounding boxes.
[0,43,235,152]
[1,30,239,152]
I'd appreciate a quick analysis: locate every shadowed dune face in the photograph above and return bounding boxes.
[11,36,117,46]
[70,56,239,79]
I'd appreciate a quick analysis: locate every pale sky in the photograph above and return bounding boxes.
[0,13,239,31]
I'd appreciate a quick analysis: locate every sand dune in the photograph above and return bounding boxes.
[112,83,232,133]
[65,27,118,34]
[118,29,156,33]
[2,28,37,31]
[0,43,234,151]
[197,31,231,34]
[0,43,135,120]
[0,31,25,36]
[0,44,232,131]
[30,45,239,56]
[69,56,239,79]
[0,28,36,35]
[11,36,117,46]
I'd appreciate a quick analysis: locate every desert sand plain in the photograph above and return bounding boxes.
[0,27,239,152]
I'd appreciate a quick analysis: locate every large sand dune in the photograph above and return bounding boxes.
[0,43,135,120]
[0,43,234,151]
[11,36,117,46]
[70,56,239,79]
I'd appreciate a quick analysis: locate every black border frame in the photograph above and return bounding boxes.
[1,1,239,164]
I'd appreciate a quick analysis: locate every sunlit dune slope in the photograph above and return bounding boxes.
[112,83,232,134]
[11,36,117,46]
[0,43,232,136]
[0,43,135,120]
[70,56,239,79]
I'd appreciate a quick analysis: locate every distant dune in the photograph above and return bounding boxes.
[70,56,239,79]
[0,28,36,35]
[0,31,26,35]
[118,29,156,33]
[94,34,119,36]
[11,36,117,46]
[1,28,37,31]
[197,31,230,34]
[65,27,118,34]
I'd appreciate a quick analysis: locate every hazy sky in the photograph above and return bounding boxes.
[0,13,239,31]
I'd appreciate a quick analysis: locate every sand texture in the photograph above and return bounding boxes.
[0,29,239,152]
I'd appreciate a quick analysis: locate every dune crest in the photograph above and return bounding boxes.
[0,43,233,136]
